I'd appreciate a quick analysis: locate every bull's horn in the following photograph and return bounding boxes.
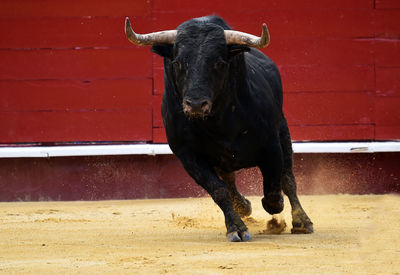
[125,17,177,46]
[224,23,270,49]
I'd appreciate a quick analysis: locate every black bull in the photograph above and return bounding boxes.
[125,15,313,242]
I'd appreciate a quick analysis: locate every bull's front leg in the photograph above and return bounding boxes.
[259,141,285,215]
[215,168,252,217]
[175,150,251,242]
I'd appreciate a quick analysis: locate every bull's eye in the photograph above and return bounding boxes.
[214,58,227,71]
[172,60,182,71]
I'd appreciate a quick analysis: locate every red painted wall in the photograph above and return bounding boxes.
[1,0,400,143]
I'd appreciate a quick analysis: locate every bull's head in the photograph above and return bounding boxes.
[125,17,270,119]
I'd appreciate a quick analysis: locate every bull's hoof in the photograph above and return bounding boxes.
[291,222,314,234]
[291,208,314,234]
[226,230,252,242]
[240,230,252,241]
[227,232,241,242]
[261,193,284,215]
[233,196,252,217]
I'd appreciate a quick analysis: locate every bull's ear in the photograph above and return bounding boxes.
[151,44,173,59]
[228,45,250,58]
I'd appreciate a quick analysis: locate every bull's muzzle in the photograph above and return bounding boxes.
[183,98,212,118]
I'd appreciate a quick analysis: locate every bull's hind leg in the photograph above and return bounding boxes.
[282,171,313,233]
[280,117,313,234]
[215,168,252,217]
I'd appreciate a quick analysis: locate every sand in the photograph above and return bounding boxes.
[1,195,399,274]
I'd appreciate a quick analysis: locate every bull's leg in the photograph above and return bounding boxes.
[280,117,313,233]
[176,151,251,242]
[259,139,285,215]
[215,168,252,217]
[282,170,313,233]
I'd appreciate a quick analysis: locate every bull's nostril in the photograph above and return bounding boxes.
[201,101,210,113]
[183,99,192,114]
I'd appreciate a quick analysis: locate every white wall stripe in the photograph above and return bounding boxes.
[0,142,399,158]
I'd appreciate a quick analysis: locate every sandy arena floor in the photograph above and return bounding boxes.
[0,195,399,274]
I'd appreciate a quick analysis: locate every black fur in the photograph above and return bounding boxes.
[151,15,313,240]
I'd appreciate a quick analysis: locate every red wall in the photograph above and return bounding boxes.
[1,0,399,144]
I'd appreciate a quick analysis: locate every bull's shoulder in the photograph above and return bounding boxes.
[243,49,283,108]
[245,49,279,76]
